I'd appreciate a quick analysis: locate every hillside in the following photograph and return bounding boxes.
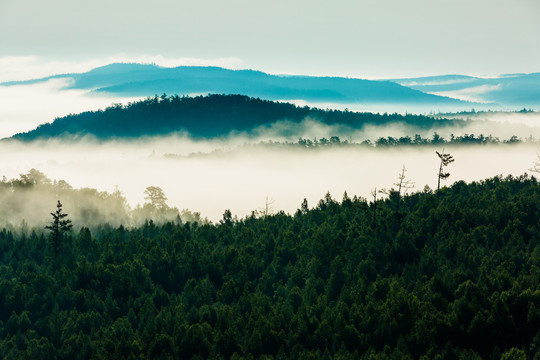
[10,94,461,140]
[1,63,466,106]
[0,175,538,358]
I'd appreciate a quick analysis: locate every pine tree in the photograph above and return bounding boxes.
[45,200,72,260]
[436,150,455,198]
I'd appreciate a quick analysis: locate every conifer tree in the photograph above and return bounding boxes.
[436,150,455,198]
[45,200,72,260]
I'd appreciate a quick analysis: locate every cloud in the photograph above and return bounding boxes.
[399,78,477,87]
[429,84,503,103]
[0,78,142,138]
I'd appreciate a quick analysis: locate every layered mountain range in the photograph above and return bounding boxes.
[3,63,465,106]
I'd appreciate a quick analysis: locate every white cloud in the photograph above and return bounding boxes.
[399,78,477,87]
[429,84,503,103]
[0,79,142,138]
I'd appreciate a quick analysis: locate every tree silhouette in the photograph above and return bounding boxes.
[370,187,385,228]
[300,198,309,214]
[45,200,72,260]
[222,209,233,225]
[144,186,168,210]
[261,195,275,217]
[436,150,455,198]
[382,166,414,232]
[393,165,414,231]
[529,151,540,175]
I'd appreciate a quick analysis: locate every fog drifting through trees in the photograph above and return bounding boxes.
[1,134,539,224]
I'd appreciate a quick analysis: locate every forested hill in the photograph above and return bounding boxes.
[10,94,459,140]
[1,175,539,358]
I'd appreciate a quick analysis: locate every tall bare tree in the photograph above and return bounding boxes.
[262,195,275,217]
[529,151,540,175]
[381,165,414,232]
[436,150,455,198]
[393,165,415,231]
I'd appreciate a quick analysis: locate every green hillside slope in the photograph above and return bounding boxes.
[0,175,539,358]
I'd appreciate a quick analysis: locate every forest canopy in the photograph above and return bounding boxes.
[0,174,539,358]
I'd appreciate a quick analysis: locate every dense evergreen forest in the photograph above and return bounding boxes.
[9,94,460,140]
[1,175,539,359]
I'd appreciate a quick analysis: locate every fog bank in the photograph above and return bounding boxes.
[0,79,142,138]
[1,136,538,224]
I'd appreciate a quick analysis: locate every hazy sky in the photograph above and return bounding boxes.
[1,0,539,79]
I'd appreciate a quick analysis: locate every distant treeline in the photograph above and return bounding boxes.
[166,134,528,157]
[435,107,537,117]
[295,133,525,148]
[0,175,539,358]
[9,94,459,140]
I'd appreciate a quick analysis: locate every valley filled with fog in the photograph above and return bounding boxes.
[1,133,539,224]
[2,1,540,355]
[2,80,540,224]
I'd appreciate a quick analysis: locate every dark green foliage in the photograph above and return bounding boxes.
[45,200,72,260]
[10,94,459,140]
[1,175,539,358]
[436,150,455,197]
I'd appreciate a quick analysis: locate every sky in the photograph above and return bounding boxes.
[1,0,540,80]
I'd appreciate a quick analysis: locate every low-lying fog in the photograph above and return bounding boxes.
[1,80,540,224]
[0,79,142,138]
[2,77,539,139]
[1,134,539,224]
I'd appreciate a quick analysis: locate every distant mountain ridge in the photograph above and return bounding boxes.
[390,73,540,107]
[4,62,537,109]
[9,94,461,141]
[1,63,466,106]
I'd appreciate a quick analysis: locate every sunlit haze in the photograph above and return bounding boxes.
[1,134,539,223]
